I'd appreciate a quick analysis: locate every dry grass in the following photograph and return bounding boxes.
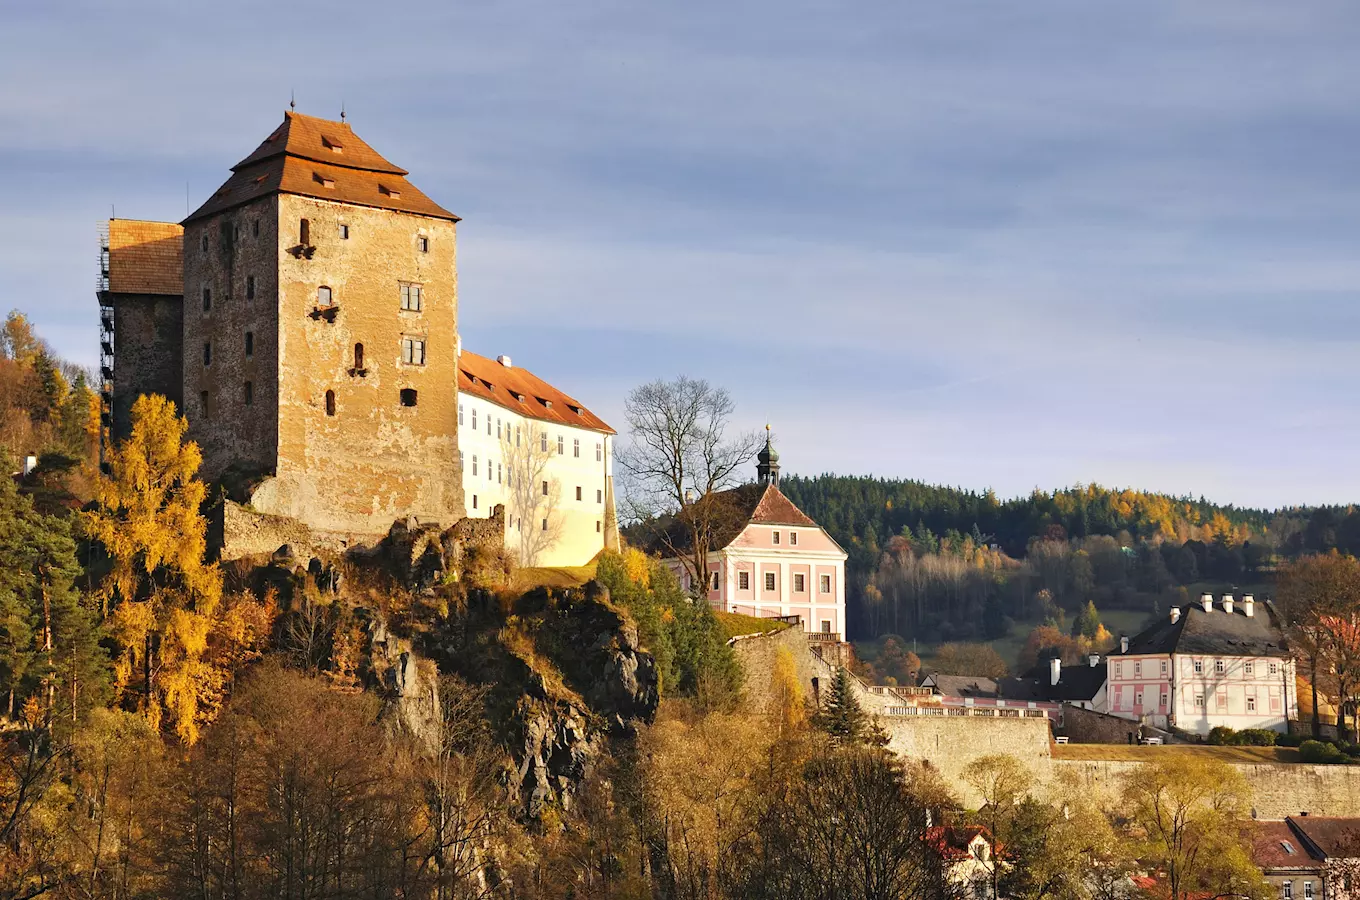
[1053,743,1302,764]
[509,563,598,591]
[715,610,791,641]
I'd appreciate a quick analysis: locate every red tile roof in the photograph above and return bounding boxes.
[185,111,458,224]
[925,825,992,861]
[1254,820,1322,869]
[1288,816,1360,859]
[640,482,828,557]
[106,219,183,296]
[457,350,614,435]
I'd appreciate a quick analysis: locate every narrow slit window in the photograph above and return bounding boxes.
[243,381,253,406]
[244,331,253,357]
[200,390,209,416]
[576,486,583,501]
[252,219,259,238]
[300,218,310,245]
[202,286,212,311]
[246,275,255,300]
[542,481,549,496]
[203,342,212,366]
[325,390,336,416]
[400,388,418,407]
[354,343,364,369]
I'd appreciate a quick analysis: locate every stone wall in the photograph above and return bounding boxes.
[212,499,348,561]
[886,716,1055,800]
[730,626,887,717]
[1062,704,1145,744]
[110,292,183,439]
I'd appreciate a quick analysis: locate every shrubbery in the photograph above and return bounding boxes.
[1299,740,1349,764]
[1207,726,1278,746]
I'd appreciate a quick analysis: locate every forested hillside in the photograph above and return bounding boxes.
[780,474,1360,646]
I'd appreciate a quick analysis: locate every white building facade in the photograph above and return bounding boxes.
[456,349,617,568]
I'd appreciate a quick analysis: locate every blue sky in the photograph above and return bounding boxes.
[3,1,1359,508]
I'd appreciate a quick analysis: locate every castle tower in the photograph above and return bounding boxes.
[180,110,463,538]
[756,426,780,487]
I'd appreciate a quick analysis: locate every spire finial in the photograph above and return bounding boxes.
[289,90,295,111]
[340,100,346,121]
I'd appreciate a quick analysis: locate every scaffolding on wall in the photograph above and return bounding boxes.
[97,222,113,474]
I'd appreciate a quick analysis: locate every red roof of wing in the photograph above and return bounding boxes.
[457,350,614,435]
[1253,820,1322,869]
[925,825,992,861]
[185,112,458,224]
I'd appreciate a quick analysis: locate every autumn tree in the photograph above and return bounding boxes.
[617,376,761,591]
[767,646,806,738]
[1278,553,1360,738]
[83,394,223,743]
[964,753,1034,900]
[1120,759,1267,900]
[932,642,1008,678]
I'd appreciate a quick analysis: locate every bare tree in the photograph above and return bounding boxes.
[617,377,760,591]
[505,425,564,567]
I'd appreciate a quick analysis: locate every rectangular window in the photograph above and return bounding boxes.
[1304,883,1313,900]
[458,404,464,426]
[557,435,564,455]
[471,455,478,476]
[573,438,580,458]
[764,572,776,592]
[596,442,603,461]
[542,519,548,532]
[401,336,426,365]
[1215,659,1226,674]
[243,381,253,406]
[1247,696,1257,712]
[201,234,209,252]
[597,489,603,503]
[202,286,212,311]
[203,342,212,366]
[711,571,720,591]
[399,387,418,407]
[575,486,582,501]
[1217,690,1228,711]
[1245,661,1254,676]
[1160,692,1168,708]
[790,531,798,546]
[1270,662,1279,676]
[472,494,478,510]
[1135,692,1143,708]
[246,275,255,300]
[497,419,502,439]
[400,282,423,311]
[252,219,259,238]
[200,390,209,416]
[596,520,601,533]
[541,431,548,452]
[739,571,750,590]
[300,218,310,246]
[820,574,831,593]
[244,331,253,357]
[497,464,502,484]
[793,573,805,593]
[1283,882,1293,900]
[339,223,350,239]
[417,235,429,253]
[471,409,477,430]
[542,481,549,496]
[1135,661,1142,678]
[1194,660,1204,674]
[773,531,781,545]
[1161,660,1168,676]
[1115,662,1122,678]
[1195,694,1205,709]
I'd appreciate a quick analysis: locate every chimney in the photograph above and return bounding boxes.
[1244,595,1255,618]
[1201,593,1213,612]
[1223,594,1235,615]
[1120,635,1130,654]
[1050,656,1062,687]
[1170,607,1181,624]
[22,455,37,476]
[497,354,513,368]
[1088,653,1100,668]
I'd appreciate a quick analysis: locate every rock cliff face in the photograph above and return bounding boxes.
[368,614,443,754]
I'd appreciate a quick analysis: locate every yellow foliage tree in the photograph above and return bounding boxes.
[83,394,223,743]
[768,646,806,737]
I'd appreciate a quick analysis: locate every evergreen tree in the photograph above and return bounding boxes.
[814,666,868,745]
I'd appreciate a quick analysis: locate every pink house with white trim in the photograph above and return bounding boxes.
[1106,593,1297,736]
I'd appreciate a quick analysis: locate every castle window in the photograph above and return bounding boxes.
[820,574,831,593]
[202,287,212,311]
[597,521,602,534]
[515,425,521,447]
[338,224,350,239]
[790,532,798,546]
[1215,659,1225,674]
[201,234,209,252]
[472,455,478,476]
[1245,661,1254,676]
[471,408,477,430]
[325,390,336,416]
[575,486,582,501]
[573,438,580,458]
[401,337,426,366]
[317,286,333,307]
[739,572,750,590]
[400,388,418,407]
[542,518,548,532]
[1194,659,1204,674]
[400,282,423,311]
[773,531,781,545]
[459,404,464,426]
[252,219,259,238]
[557,435,564,455]
[246,276,255,300]
[541,432,548,452]
[354,343,364,369]
[542,481,549,496]
[200,390,209,416]
[497,464,502,484]
[417,235,429,253]
[300,219,310,246]
[243,381,253,406]
[596,442,603,461]
[203,342,212,366]
[793,573,806,593]
[472,494,478,510]
[245,331,253,357]
[597,489,603,503]
[764,572,776,592]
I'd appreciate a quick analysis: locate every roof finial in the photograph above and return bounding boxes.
[340,100,346,121]
[289,90,295,111]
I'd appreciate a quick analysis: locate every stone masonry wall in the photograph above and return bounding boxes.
[182,195,281,480]
[110,293,183,439]
[1062,704,1146,744]
[258,194,462,537]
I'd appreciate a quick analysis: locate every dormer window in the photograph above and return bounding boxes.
[322,135,343,153]
[539,397,553,409]
[314,172,336,189]
[380,184,402,198]
[568,404,582,415]
[513,391,525,402]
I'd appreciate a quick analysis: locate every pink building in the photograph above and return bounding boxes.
[661,435,848,637]
[1106,593,1297,736]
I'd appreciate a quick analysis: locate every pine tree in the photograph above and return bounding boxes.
[814,666,868,745]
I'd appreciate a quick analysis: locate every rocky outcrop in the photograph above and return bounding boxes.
[379,505,508,590]
[368,613,442,754]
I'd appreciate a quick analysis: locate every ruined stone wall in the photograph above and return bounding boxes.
[182,195,281,480]
[1062,704,1145,744]
[731,626,892,716]
[110,293,183,438]
[253,194,462,537]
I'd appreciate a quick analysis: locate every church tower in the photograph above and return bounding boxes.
[180,110,463,538]
[756,426,780,487]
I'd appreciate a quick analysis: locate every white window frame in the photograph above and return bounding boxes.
[764,571,776,592]
[400,281,423,311]
[772,530,781,545]
[401,336,426,366]
[738,571,750,591]
[820,574,831,593]
[793,573,805,593]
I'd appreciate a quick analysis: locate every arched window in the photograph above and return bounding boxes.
[317,286,333,306]
[325,390,336,416]
[354,343,364,369]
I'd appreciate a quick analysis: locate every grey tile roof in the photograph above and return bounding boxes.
[1116,600,1290,659]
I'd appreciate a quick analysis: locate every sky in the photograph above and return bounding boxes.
[2,1,1359,509]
